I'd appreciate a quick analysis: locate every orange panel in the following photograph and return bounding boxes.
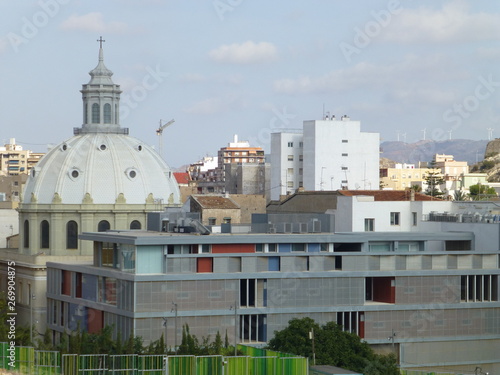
[87,308,103,334]
[211,244,255,254]
[197,258,213,273]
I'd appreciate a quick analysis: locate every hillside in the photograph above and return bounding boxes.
[380,139,489,165]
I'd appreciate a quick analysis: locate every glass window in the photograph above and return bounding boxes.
[287,155,294,161]
[342,153,348,157]
[66,221,78,249]
[364,218,374,232]
[287,142,293,147]
[103,103,111,123]
[287,168,294,175]
[91,103,100,123]
[208,217,216,225]
[23,220,29,248]
[267,244,277,252]
[299,155,303,161]
[40,220,49,249]
[412,212,417,226]
[390,212,400,226]
[130,220,141,230]
[98,220,110,232]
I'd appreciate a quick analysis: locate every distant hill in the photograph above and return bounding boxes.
[380,139,489,165]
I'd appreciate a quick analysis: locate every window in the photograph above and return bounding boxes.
[287,168,294,175]
[299,168,303,175]
[287,155,294,161]
[299,181,303,188]
[299,155,303,162]
[66,221,78,249]
[342,139,348,143]
[91,103,100,123]
[287,181,293,188]
[208,217,216,225]
[461,275,498,302]
[130,220,141,230]
[23,220,29,248]
[364,218,374,232]
[299,142,303,147]
[40,220,49,249]
[342,153,348,157]
[412,212,417,226]
[98,220,110,232]
[287,142,293,147]
[390,212,400,226]
[103,103,111,123]
[342,166,348,170]
[223,217,231,224]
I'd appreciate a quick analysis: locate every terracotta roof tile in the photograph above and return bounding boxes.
[338,190,441,201]
[193,195,240,209]
[173,172,190,184]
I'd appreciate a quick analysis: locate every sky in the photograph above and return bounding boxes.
[1,0,500,168]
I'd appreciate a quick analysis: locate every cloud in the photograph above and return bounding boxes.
[273,55,465,94]
[0,37,7,54]
[209,41,278,64]
[383,2,500,43]
[60,13,129,34]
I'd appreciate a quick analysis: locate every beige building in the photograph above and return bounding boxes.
[188,195,241,226]
[0,138,44,176]
[380,163,427,190]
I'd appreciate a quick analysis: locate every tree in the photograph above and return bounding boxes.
[268,318,399,375]
[469,183,497,200]
[453,190,468,201]
[423,159,445,197]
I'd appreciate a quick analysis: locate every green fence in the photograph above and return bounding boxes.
[0,343,309,375]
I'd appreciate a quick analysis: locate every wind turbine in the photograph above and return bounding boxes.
[156,119,175,159]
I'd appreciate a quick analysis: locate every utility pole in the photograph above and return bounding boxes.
[388,329,396,351]
[162,317,168,354]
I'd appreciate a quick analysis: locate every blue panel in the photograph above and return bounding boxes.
[268,256,280,271]
[68,303,87,331]
[278,244,291,253]
[308,243,320,252]
[82,274,97,301]
[136,246,163,273]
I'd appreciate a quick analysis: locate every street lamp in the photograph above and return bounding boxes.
[171,302,178,354]
[229,301,237,356]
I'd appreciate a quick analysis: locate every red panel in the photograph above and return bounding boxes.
[62,271,71,296]
[373,277,395,303]
[211,244,255,254]
[358,314,365,339]
[197,258,213,273]
[87,308,104,334]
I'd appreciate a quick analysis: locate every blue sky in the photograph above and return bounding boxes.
[1,0,499,167]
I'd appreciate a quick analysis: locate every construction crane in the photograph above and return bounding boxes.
[156,119,175,159]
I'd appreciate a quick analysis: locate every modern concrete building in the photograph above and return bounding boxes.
[271,117,379,200]
[0,43,181,338]
[45,196,500,373]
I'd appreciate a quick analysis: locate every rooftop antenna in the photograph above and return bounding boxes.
[156,119,175,160]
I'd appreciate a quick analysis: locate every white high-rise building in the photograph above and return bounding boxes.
[271,116,379,200]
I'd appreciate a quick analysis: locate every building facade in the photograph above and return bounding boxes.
[0,138,44,176]
[0,43,181,338]
[46,199,500,373]
[271,117,380,200]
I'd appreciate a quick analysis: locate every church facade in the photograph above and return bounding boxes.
[0,42,181,336]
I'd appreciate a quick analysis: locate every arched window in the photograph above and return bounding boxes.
[23,220,30,248]
[103,103,111,123]
[40,220,50,249]
[92,103,100,123]
[130,220,141,230]
[98,220,110,232]
[66,221,78,249]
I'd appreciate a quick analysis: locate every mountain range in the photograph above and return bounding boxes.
[380,139,490,166]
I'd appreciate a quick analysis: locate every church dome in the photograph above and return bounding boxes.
[24,133,180,205]
[22,40,180,206]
